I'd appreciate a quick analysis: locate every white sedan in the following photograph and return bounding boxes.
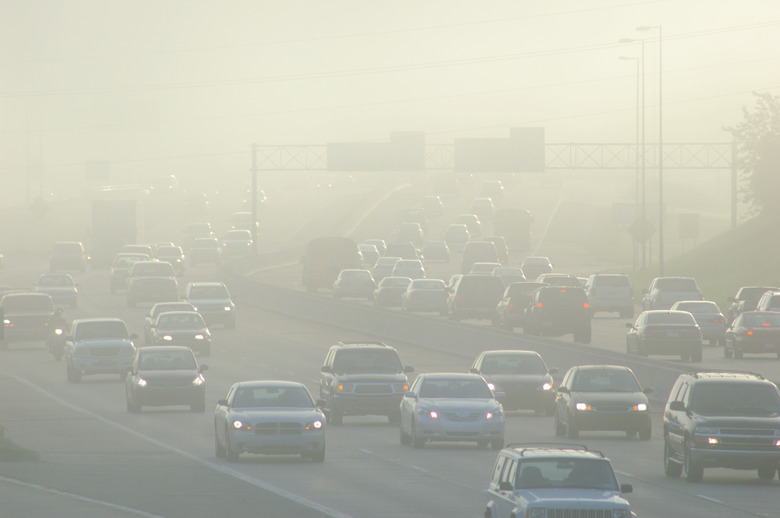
[399,373,505,450]
[214,380,326,462]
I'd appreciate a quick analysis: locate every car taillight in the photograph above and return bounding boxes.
[747,330,753,335]
[583,302,589,309]
[712,317,725,324]
[537,302,543,308]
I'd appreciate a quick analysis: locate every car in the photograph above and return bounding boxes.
[396,222,425,248]
[220,229,253,258]
[642,276,703,310]
[127,276,179,308]
[125,345,208,412]
[455,213,482,237]
[554,365,652,439]
[143,301,197,344]
[755,290,780,312]
[120,244,154,259]
[420,195,443,217]
[492,266,526,286]
[444,223,470,251]
[319,341,413,425]
[493,281,547,329]
[726,285,779,323]
[187,237,222,266]
[520,256,553,280]
[64,318,137,383]
[214,380,326,462]
[34,273,78,308]
[391,259,425,279]
[109,253,151,293]
[663,370,780,482]
[585,273,635,318]
[148,311,212,356]
[332,269,376,299]
[461,241,499,274]
[371,256,401,282]
[183,281,236,329]
[469,350,556,414]
[358,243,380,268]
[723,311,780,358]
[536,273,581,287]
[523,286,591,344]
[0,292,56,349]
[421,241,450,263]
[182,222,216,250]
[49,241,89,272]
[484,236,509,264]
[670,300,726,346]
[399,372,505,449]
[384,242,423,261]
[469,197,495,221]
[401,278,449,314]
[126,260,176,288]
[373,276,412,307]
[398,208,429,234]
[469,262,502,275]
[626,310,703,361]
[363,238,387,256]
[155,245,186,275]
[484,444,634,518]
[449,274,506,321]
[230,211,260,233]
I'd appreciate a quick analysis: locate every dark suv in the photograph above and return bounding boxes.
[523,286,591,343]
[448,274,505,321]
[319,342,414,425]
[0,292,56,349]
[663,371,780,482]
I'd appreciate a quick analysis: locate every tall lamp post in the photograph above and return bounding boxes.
[619,37,646,270]
[638,25,663,275]
[619,55,640,270]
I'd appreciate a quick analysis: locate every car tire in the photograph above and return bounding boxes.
[566,419,579,439]
[639,426,651,440]
[329,407,343,425]
[757,466,776,480]
[215,430,226,459]
[554,413,565,437]
[684,439,703,482]
[735,348,743,359]
[691,347,703,362]
[664,439,682,477]
[311,447,325,463]
[412,420,425,449]
[400,424,411,445]
[490,439,504,450]
[226,433,239,463]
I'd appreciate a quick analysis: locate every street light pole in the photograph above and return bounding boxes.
[619,37,646,270]
[638,25,663,275]
[619,55,640,271]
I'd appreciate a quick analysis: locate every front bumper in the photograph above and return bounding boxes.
[415,415,504,443]
[229,430,325,456]
[333,393,404,416]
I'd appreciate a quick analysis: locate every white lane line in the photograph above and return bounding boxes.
[0,475,165,518]
[3,371,355,518]
[697,495,724,505]
[614,470,633,477]
[410,465,429,473]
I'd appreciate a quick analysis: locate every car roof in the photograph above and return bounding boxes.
[333,341,392,349]
[418,372,484,380]
[138,345,194,355]
[72,317,125,324]
[572,364,633,373]
[235,380,305,389]
[681,370,768,382]
[503,444,607,460]
[481,349,541,358]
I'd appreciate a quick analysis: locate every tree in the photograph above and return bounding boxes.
[725,92,780,219]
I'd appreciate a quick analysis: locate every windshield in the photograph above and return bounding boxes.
[156,313,205,330]
[742,313,780,327]
[231,386,313,408]
[690,383,780,416]
[515,459,618,491]
[645,312,696,325]
[674,301,719,313]
[332,349,403,374]
[419,378,493,399]
[74,321,129,340]
[2,294,54,311]
[139,350,197,370]
[655,278,698,291]
[481,355,546,375]
[133,263,174,276]
[188,285,229,299]
[38,275,74,287]
[572,369,641,392]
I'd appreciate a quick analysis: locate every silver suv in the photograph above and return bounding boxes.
[585,273,635,318]
[484,444,634,518]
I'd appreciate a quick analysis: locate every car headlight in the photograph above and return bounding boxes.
[194,334,205,340]
[305,420,324,431]
[162,335,173,341]
[231,419,251,431]
[224,306,233,311]
[542,382,552,391]
[575,402,592,411]
[633,403,648,411]
[487,382,496,391]
[336,383,353,393]
[3,319,10,325]
[136,378,147,387]
[192,376,204,386]
[528,508,546,518]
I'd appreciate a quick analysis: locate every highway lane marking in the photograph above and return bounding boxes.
[697,495,724,505]
[4,371,355,518]
[614,470,633,477]
[0,475,165,518]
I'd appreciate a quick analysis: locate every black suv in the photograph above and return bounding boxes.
[523,286,591,343]
[663,371,780,482]
[319,342,414,425]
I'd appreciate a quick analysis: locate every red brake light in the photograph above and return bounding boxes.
[559,289,567,293]
[747,330,753,335]
[537,302,543,308]
[762,323,771,327]
[583,302,589,309]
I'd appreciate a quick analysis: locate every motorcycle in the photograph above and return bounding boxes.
[47,308,68,361]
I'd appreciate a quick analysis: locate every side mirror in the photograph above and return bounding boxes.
[643,387,654,395]
[620,483,633,494]
[548,367,558,374]
[404,365,414,374]
[498,481,513,491]
[625,322,635,329]
[216,398,228,407]
[669,400,686,412]
[404,391,417,399]
[321,365,333,373]
[494,391,505,399]
[469,367,480,374]
[200,365,209,372]
[557,386,570,395]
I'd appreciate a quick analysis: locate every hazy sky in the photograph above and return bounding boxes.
[2,0,779,192]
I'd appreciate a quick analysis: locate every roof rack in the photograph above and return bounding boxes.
[688,370,764,380]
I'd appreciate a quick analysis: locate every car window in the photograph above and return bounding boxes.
[231,386,313,408]
[156,313,205,329]
[674,301,719,312]
[332,349,403,374]
[515,459,618,491]
[655,278,698,291]
[572,369,641,392]
[74,321,129,340]
[139,350,197,370]
[481,355,546,375]
[690,383,780,416]
[2,295,54,311]
[742,313,780,326]
[645,312,696,325]
[419,378,492,399]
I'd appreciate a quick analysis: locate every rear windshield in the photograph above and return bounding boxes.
[457,276,505,297]
[674,301,719,313]
[507,283,546,297]
[592,275,630,287]
[655,278,698,291]
[481,354,546,375]
[537,288,587,304]
[2,294,54,311]
[645,312,696,325]
[132,263,174,276]
[691,383,780,416]
[742,313,780,326]
[380,277,411,288]
[411,280,445,290]
[53,243,82,254]
[74,321,129,340]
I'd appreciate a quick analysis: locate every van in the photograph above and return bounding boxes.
[448,274,505,321]
[585,273,634,318]
[461,241,498,274]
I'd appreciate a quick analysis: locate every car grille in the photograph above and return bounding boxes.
[146,378,191,388]
[354,385,393,394]
[711,427,780,450]
[443,411,481,422]
[592,404,631,412]
[544,509,615,518]
[254,422,302,436]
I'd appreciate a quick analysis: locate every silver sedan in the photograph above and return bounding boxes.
[214,380,326,462]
